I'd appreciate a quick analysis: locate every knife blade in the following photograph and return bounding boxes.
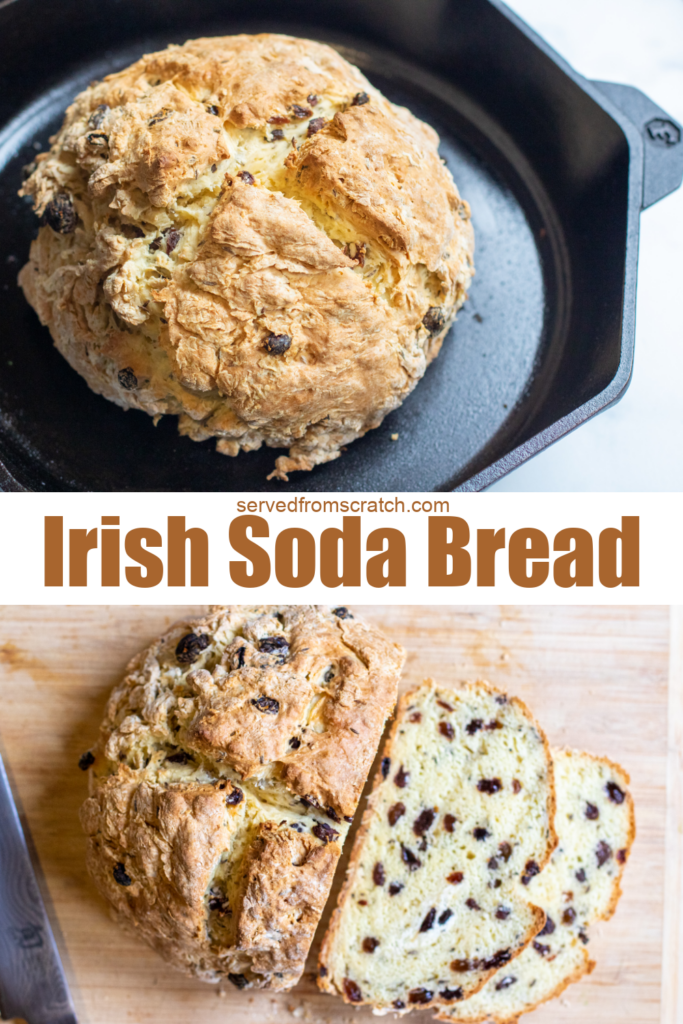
[0,751,78,1024]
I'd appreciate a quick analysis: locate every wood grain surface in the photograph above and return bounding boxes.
[0,605,672,1024]
[661,607,683,1024]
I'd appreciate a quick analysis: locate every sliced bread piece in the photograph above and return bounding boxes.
[318,679,557,1013]
[436,747,635,1023]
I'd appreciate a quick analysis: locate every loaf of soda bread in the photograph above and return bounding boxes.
[79,605,404,990]
[436,747,635,1023]
[19,34,474,480]
[317,679,557,1013]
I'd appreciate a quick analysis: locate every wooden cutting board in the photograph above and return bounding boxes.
[0,605,677,1024]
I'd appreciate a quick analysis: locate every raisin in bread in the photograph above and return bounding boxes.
[436,747,635,1024]
[79,605,404,990]
[317,679,557,1013]
[19,34,474,481]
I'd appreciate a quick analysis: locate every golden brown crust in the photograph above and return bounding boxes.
[19,34,474,478]
[235,822,339,981]
[284,102,466,276]
[161,606,405,817]
[79,605,404,989]
[80,772,242,970]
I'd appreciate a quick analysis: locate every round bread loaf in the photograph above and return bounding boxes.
[78,605,404,989]
[19,34,474,480]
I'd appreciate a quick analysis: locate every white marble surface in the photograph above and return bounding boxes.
[488,0,683,491]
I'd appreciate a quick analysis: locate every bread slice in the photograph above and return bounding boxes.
[79,605,404,990]
[317,679,557,1013]
[435,747,635,1023]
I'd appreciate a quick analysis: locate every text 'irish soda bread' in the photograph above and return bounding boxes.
[437,747,635,1023]
[19,34,475,480]
[318,680,557,1013]
[78,605,404,989]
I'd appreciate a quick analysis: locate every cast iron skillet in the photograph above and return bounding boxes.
[0,0,681,492]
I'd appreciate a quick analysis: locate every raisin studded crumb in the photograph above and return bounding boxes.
[289,103,312,119]
[388,802,405,826]
[477,778,503,794]
[208,889,230,914]
[166,750,192,764]
[401,844,421,871]
[258,635,289,655]
[228,973,249,989]
[117,367,138,390]
[113,862,132,886]
[41,194,77,234]
[606,781,625,804]
[419,907,436,932]
[521,859,540,884]
[408,988,433,1004]
[423,306,445,334]
[343,978,362,1002]
[175,632,210,664]
[251,695,280,714]
[440,986,464,1000]
[312,821,339,844]
[413,808,436,836]
[595,840,612,867]
[78,750,95,770]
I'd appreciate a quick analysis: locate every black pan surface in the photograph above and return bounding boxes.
[0,0,679,491]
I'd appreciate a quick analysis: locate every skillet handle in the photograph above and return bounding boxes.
[591,80,683,210]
